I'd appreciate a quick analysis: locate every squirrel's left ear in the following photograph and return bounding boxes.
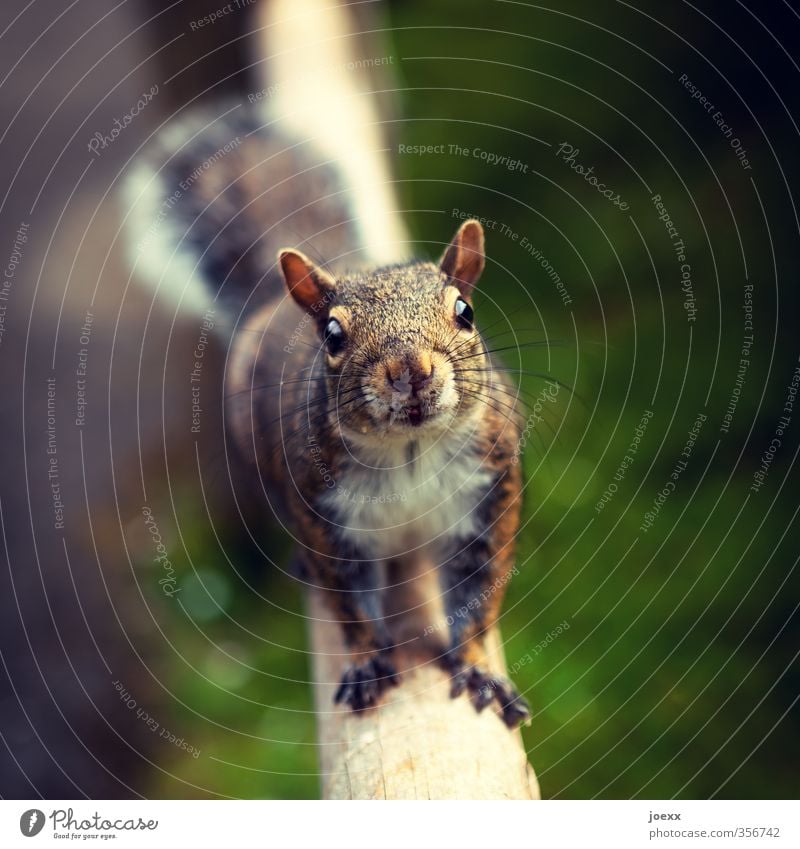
[439,219,485,296]
[278,249,336,314]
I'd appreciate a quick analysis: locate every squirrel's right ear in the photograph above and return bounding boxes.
[439,219,485,296]
[278,249,336,314]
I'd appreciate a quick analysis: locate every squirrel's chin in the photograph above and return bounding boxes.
[339,407,453,440]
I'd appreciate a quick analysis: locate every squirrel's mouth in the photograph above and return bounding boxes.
[406,405,423,427]
[384,393,432,428]
[384,400,431,429]
[397,400,444,430]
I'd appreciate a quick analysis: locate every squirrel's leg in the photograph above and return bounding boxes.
[438,546,530,728]
[312,558,398,711]
[437,475,531,728]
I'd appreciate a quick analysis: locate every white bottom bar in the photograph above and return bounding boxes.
[1,800,796,848]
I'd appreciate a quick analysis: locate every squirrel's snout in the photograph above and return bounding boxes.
[385,354,435,398]
[368,351,456,430]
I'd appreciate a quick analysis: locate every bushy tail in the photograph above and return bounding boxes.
[259,0,408,262]
[123,0,408,314]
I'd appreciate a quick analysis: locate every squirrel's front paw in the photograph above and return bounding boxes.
[334,653,399,712]
[449,666,531,728]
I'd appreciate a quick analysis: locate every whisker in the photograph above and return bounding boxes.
[224,374,328,401]
[455,359,579,402]
[452,379,527,425]
[446,326,561,361]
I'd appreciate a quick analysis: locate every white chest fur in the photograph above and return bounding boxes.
[320,436,493,562]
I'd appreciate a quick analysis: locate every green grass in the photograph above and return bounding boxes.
[143,0,798,799]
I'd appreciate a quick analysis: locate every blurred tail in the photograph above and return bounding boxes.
[258,0,408,264]
[123,0,408,314]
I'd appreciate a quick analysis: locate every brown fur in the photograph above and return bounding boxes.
[226,221,530,727]
[137,109,530,725]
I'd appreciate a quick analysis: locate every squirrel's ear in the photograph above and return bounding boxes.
[278,249,336,313]
[439,219,485,296]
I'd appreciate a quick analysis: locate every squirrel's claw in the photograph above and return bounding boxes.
[500,697,532,728]
[472,678,496,712]
[449,668,471,699]
[447,665,532,729]
[334,653,399,712]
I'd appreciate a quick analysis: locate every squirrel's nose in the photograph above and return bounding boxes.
[409,365,434,394]
[386,353,434,396]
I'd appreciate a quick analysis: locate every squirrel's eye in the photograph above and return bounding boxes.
[324,318,346,356]
[455,297,474,330]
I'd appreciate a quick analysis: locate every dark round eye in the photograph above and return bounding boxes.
[324,318,346,356]
[455,297,474,330]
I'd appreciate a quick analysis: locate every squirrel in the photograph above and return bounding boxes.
[125,0,531,728]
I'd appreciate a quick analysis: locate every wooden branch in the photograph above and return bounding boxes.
[309,592,541,800]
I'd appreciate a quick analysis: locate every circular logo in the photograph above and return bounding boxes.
[19,810,45,837]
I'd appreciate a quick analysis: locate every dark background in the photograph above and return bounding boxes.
[0,0,797,798]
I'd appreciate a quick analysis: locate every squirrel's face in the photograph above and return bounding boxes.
[280,220,489,441]
[321,266,484,437]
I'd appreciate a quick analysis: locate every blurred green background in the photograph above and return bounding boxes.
[139,1,798,798]
[4,0,795,800]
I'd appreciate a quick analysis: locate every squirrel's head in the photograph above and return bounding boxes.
[278,220,490,442]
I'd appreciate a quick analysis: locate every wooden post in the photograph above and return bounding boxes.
[257,2,538,798]
[309,592,540,800]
